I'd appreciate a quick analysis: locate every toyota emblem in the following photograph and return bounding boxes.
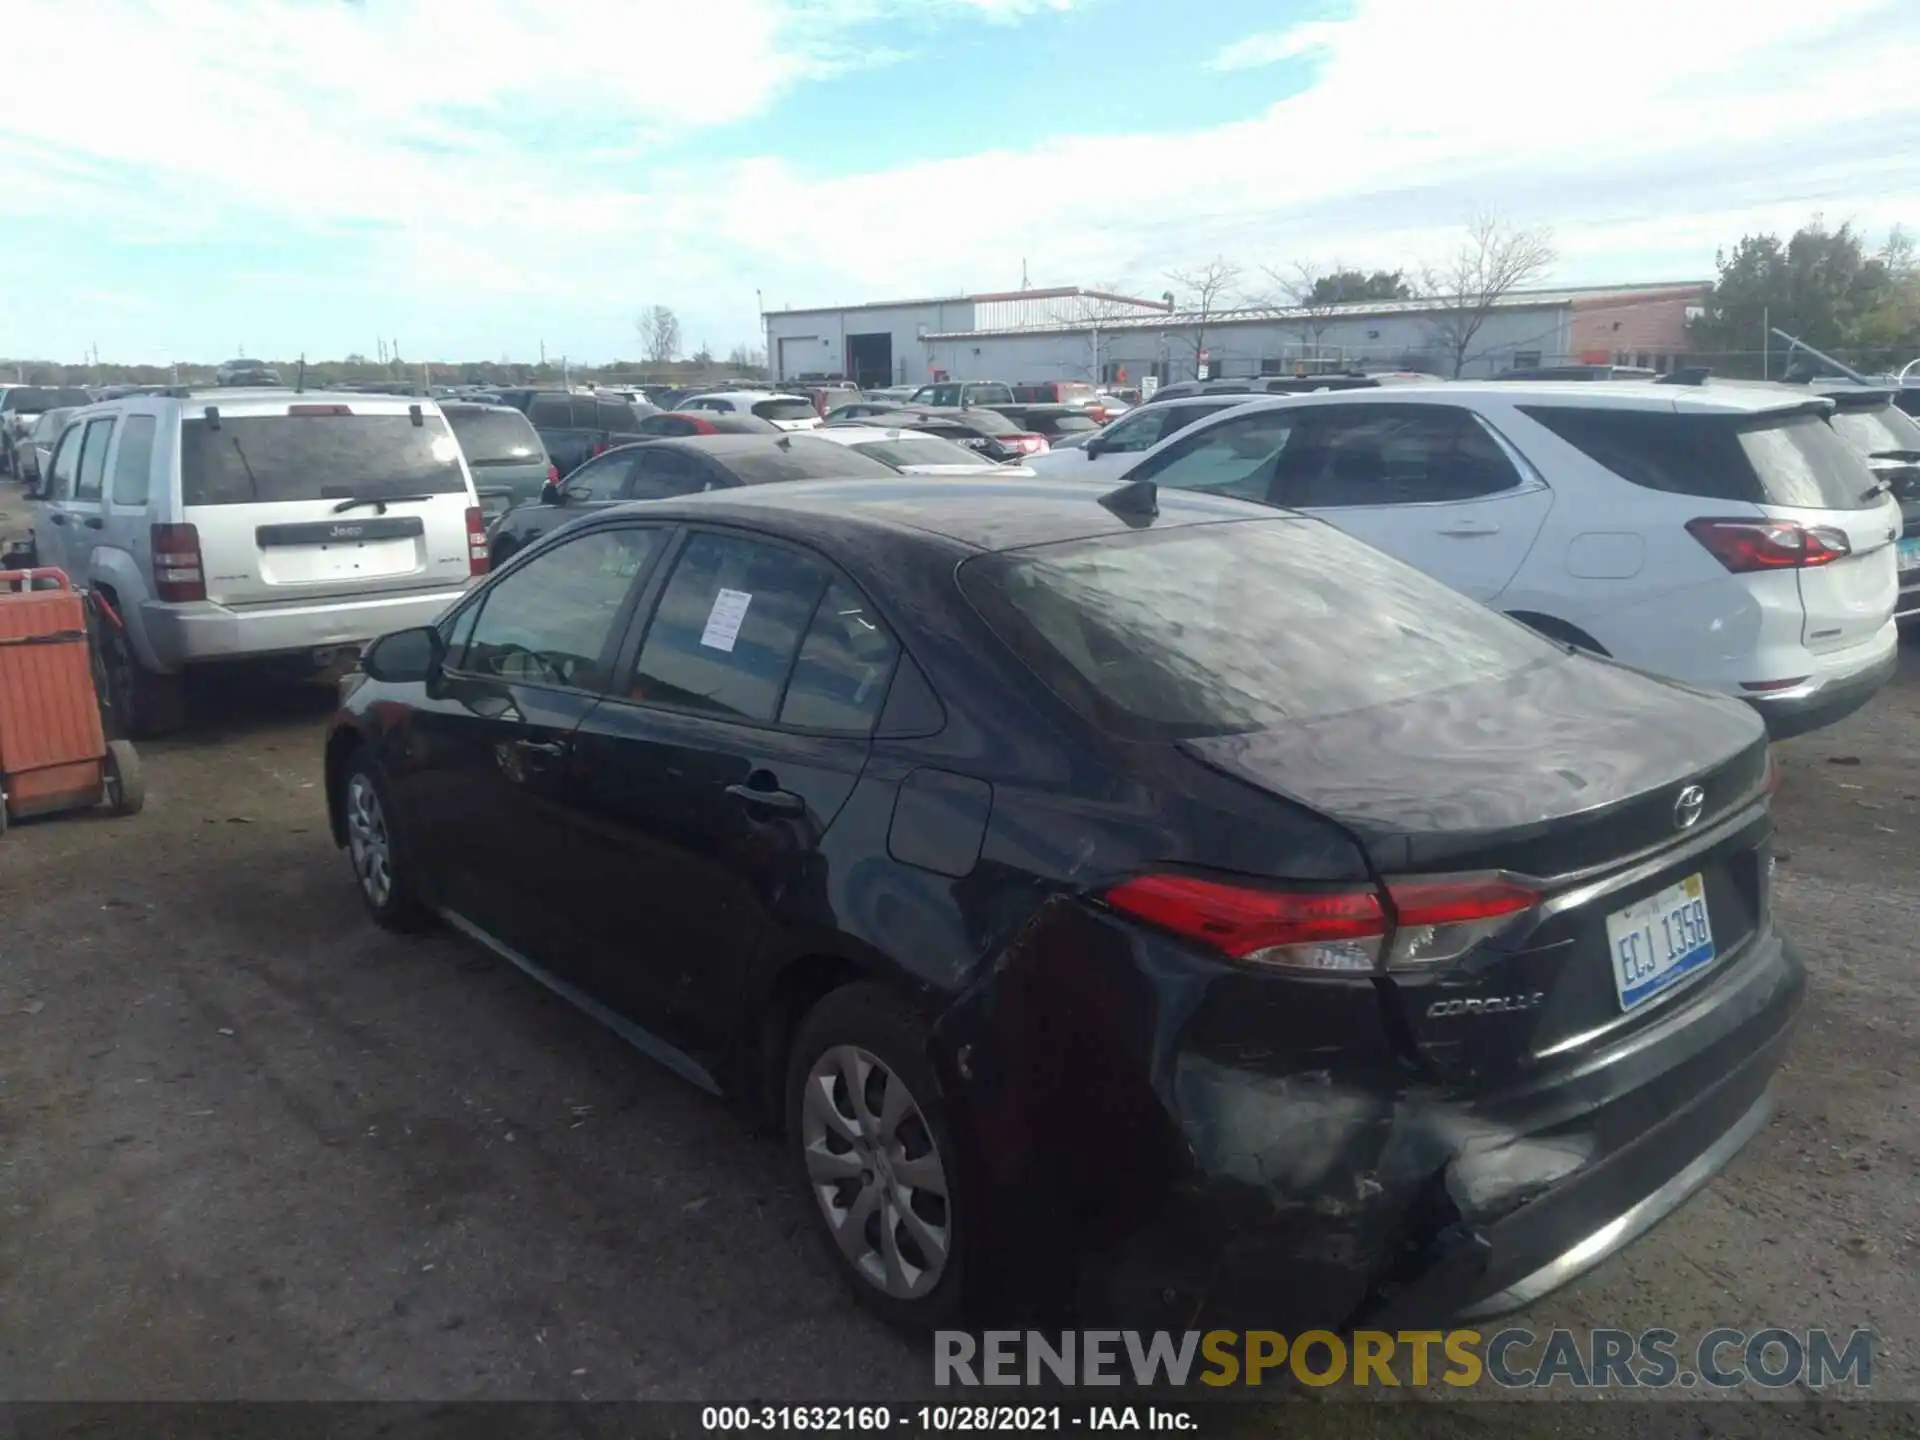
[1673,784,1707,831]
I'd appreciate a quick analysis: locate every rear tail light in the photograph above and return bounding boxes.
[464,506,489,576]
[547,463,560,485]
[1004,433,1049,456]
[150,523,206,602]
[1686,517,1852,571]
[592,442,608,457]
[1103,871,1540,974]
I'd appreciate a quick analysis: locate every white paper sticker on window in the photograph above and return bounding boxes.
[700,588,753,652]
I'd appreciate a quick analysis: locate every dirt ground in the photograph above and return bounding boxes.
[1,480,1915,1414]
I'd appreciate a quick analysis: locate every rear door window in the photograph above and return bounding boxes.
[1282,405,1525,507]
[959,518,1558,740]
[445,407,543,465]
[624,449,714,499]
[779,581,900,733]
[110,414,158,507]
[597,398,640,431]
[630,532,831,723]
[528,395,574,428]
[559,450,639,502]
[1522,405,1883,510]
[74,417,116,502]
[179,413,469,506]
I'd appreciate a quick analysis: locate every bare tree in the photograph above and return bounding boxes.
[1065,281,1143,382]
[1262,260,1344,362]
[726,342,767,376]
[636,305,682,366]
[1418,213,1557,377]
[1164,259,1244,375]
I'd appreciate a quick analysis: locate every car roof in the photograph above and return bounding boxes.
[598,474,1281,554]
[1221,379,1833,417]
[605,433,849,463]
[687,390,809,403]
[81,388,450,417]
[440,401,530,417]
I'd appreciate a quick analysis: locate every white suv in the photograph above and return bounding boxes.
[679,391,822,431]
[27,388,487,734]
[1093,381,1900,738]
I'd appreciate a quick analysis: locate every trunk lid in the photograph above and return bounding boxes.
[1181,657,1773,1082]
[178,400,476,607]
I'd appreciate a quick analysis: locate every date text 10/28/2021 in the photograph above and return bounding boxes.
[702,1407,1193,1431]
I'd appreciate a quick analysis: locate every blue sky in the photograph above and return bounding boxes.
[3,0,1918,367]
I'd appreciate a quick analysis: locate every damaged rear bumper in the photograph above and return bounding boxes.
[938,904,1803,1329]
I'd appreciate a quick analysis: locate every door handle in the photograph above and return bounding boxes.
[1440,522,1499,537]
[725,778,808,817]
[514,738,568,758]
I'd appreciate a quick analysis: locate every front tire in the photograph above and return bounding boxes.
[786,984,970,1328]
[341,750,431,932]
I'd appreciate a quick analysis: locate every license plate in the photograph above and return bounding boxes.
[1606,873,1715,1011]
[1899,537,1920,573]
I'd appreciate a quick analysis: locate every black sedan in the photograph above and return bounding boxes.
[484,432,898,565]
[326,476,1801,1330]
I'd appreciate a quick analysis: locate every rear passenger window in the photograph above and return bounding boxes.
[528,396,573,427]
[596,399,636,431]
[458,527,662,689]
[625,451,712,500]
[1286,406,1524,507]
[74,417,116,502]
[110,414,157,506]
[779,582,899,734]
[630,533,830,723]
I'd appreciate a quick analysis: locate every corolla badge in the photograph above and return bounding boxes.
[1673,784,1707,831]
[1426,992,1545,1019]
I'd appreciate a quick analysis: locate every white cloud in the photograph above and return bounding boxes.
[0,0,1916,362]
[1207,19,1346,72]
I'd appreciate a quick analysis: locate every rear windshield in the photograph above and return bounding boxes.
[843,435,989,469]
[5,387,91,411]
[960,518,1558,740]
[181,412,470,506]
[723,440,900,486]
[444,407,544,465]
[1830,402,1920,458]
[1521,406,1885,511]
[754,399,820,423]
[956,410,1020,436]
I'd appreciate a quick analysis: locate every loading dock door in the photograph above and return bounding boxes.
[847,332,893,390]
[778,336,817,381]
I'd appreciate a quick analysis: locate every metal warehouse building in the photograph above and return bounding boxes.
[765,281,1708,388]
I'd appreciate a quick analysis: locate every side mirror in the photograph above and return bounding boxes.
[540,479,564,505]
[361,626,444,684]
[1084,436,1106,458]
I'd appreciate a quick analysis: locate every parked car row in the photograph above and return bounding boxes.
[1029,375,1904,739]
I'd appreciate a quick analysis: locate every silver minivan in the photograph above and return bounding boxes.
[27,388,486,734]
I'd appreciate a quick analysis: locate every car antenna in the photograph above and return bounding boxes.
[1098,478,1157,524]
[777,434,792,448]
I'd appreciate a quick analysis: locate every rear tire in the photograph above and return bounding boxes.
[103,739,145,816]
[96,612,187,738]
[786,983,971,1329]
[341,749,431,933]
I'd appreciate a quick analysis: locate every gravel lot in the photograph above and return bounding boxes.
[1,480,1915,1414]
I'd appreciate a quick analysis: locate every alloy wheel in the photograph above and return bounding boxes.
[345,773,394,909]
[800,1044,951,1299]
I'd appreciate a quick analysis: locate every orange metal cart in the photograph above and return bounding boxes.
[0,568,143,836]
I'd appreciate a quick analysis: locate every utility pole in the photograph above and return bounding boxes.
[539,338,547,367]
[1761,307,1769,380]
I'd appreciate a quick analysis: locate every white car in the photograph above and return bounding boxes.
[808,425,1035,476]
[1079,380,1900,739]
[679,390,821,431]
[28,389,485,735]
[1028,394,1265,480]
